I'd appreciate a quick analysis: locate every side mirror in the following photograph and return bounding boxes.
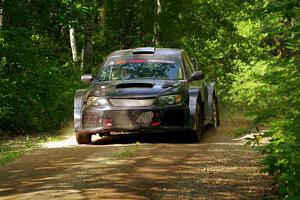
[190,71,204,81]
[81,74,93,84]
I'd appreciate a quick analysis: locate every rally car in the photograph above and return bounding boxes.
[74,47,219,144]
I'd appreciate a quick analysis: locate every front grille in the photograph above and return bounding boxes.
[105,111,154,128]
[82,110,155,129]
[82,112,101,128]
[109,98,155,107]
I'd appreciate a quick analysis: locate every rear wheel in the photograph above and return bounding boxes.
[76,132,92,144]
[191,103,203,142]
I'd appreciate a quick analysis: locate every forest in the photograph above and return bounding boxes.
[0,0,299,198]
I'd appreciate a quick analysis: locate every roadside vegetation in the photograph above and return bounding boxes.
[0,0,299,198]
[115,142,141,158]
[0,133,63,165]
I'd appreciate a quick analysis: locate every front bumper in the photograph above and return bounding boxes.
[74,104,188,135]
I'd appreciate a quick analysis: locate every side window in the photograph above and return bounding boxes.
[181,53,188,78]
[185,53,196,72]
[181,54,188,78]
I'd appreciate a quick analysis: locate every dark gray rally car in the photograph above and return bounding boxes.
[74,47,220,144]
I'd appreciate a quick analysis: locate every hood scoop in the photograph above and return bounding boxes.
[115,83,154,89]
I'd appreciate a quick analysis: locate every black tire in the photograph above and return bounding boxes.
[76,132,92,144]
[99,132,110,137]
[211,96,220,128]
[191,103,203,142]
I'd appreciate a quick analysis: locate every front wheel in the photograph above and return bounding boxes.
[191,103,203,142]
[76,132,92,144]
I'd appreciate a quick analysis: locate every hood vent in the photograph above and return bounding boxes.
[115,83,154,89]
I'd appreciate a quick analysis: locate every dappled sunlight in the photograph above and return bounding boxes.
[42,136,78,148]
[0,120,276,200]
[41,122,78,149]
[234,129,273,145]
[40,118,241,149]
[0,143,274,199]
[1,190,85,200]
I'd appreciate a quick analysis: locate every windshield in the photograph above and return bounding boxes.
[98,57,183,81]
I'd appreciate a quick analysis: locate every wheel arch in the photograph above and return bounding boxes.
[188,88,204,130]
[74,89,88,132]
[205,82,219,125]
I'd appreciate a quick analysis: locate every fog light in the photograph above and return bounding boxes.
[151,121,161,127]
[103,119,112,127]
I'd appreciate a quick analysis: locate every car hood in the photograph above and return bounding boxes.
[88,79,186,99]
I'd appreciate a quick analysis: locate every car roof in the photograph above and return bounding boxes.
[108,47,182,58]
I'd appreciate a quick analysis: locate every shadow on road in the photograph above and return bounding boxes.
[92,124,235,145]
[41,119,249,148]
[92,131,194,145]
[0,118,277,200]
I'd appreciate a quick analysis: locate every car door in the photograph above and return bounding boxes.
[181,52,205,88]
[181,51,208,116]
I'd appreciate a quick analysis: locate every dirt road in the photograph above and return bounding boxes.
[0,121,276,200]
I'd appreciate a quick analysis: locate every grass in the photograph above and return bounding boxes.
[0,149,24,165]
[233,127,251,137]
[239,143,261,153]
[115,142,141,158]
[0,133,63,165]
[0,139,32,165]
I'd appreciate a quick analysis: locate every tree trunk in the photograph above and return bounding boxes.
[69,26,78,63]
[82,19,93,74]
[82,0,104,73]
[153,0,161,45]
[98,0,105,26]
[0,7,3,30]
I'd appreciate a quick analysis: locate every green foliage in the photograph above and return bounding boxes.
[103,0,155,50]
[0,31,78,131]
[115,142,140,158]
[0,134,64,165]
[228,0,300,198]
[0,1,80,132]
[0,1,299,197]
[0,150,24,165]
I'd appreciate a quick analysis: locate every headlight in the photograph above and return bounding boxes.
[87,97,109,107]
[157,95,182,105]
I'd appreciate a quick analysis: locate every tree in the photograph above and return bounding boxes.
[153,0,161,45]
[0,6,3,30]
[228,1,300,198]
[69,26,78,63]
[0,0,80,132]
[82,0,104,73]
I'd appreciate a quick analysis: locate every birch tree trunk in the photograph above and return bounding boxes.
[69,26,78,63]
[0,7,3,30]
[153,0,161,45]
[98,0,105,27]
